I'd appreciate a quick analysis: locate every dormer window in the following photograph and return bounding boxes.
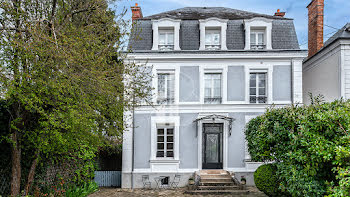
[199,18,228,50]
[152,18,181,51]
[250,30,265,50]
[205,28,221,50]
[244,18,272,50]
[159,28,174,51]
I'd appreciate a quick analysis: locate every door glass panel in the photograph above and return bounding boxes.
[206,134,219,163]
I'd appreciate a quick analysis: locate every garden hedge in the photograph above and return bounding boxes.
[246,98,350,197]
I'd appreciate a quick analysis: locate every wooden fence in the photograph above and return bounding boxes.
[94,171,121,187]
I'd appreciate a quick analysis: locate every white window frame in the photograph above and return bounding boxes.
[245,66,273,104]
[199,18,228,50]
[204,73,222,104]
[152,18,181,51]
[151,116,180,161]
[249,71,268,104]
[244,18,272,50]
[156,70,175,105]
[200,67,227,104]
[158,29,175,51]
[156,125,175,158]
[205,28,221,50]
[250,29,266,50]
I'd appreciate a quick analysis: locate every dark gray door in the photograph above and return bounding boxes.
[202,123,223,169]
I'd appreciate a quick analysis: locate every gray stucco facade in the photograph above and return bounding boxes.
[122,6,307,189]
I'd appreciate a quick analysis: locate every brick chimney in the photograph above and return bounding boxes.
[131,3,143,21]
[307,0,324,57]
[274,9,286,17]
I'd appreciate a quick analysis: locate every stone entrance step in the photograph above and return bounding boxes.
[186,190,251,195]
[200,170,228,175]
[197,185,240,190]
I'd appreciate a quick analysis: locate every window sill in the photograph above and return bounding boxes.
[150,159,180,163]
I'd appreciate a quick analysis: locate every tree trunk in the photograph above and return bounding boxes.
[25,151,40,195]
[10,131,21,197]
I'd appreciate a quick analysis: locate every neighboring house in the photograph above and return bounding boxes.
[122,4,306,188]
[303,0,350,104]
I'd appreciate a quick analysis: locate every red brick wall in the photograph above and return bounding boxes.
[307,0,324,57]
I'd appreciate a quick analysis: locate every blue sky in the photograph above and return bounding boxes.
[111,0,350,49]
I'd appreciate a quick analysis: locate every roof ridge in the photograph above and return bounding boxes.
[141,6,292,20]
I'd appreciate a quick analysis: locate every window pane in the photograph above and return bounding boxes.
[157,129,164,135]
[250,33,256,44]
[258,74,266,88]
[167,33,174,45]
[166,151,174,157]
[213,34,220,45]
[167,129,174,135]
[167,143,173,150]
[159,33,166,45]
[250,74,256,88]
[157,143,164,150]
[167,136,174,142]
[205,88,211,97]
[157,151,164,157]
[158,74,166,98]
[167,74,175,102]
[259,88,266,96]
[157,136,164,142]
[250,96,256,103]
[250,88,256,96]
[258,33,264,45]
[205,33,212,45]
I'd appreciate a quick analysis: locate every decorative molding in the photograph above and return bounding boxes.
[150,116,180,162]
[244,17,273,50]
[199,18,228,51]
[152,18,181,51]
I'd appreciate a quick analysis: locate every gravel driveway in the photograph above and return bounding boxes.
[89,187,267,197]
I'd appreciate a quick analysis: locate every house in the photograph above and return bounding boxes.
[303,0,350,104]
[122,4,307,188]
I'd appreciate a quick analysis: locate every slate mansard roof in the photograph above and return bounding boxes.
[128,7,301,51]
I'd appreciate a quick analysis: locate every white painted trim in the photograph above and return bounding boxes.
[199,18,228,51]
[244,18,273,50]
[245,65,273,104]
[127,52,307,61]
[197,113,229,170]
[153,66,180,105]
[150,116,180,162]
[292,59,303,103]
[152,18,181,51]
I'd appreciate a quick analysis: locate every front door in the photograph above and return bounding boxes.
[202,123,223,169]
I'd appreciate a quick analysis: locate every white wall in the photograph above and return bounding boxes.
[303,45,341,104]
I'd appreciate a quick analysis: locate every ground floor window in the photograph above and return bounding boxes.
[156,125,174,158]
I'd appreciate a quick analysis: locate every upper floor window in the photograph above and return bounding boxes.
[249,72,267,104]
[204,73,222,104]
[159,29,174,51]
[244,18,272,50]
[250,30,265,50]
[205,28,221,50]
[156,125,174,158]
[152,18,181,51]
[157,72,175,105]
[199,18,228,50]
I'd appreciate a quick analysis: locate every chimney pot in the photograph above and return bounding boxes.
[131,3,143,22]
[274,9,285,17]
[307,0,324,57]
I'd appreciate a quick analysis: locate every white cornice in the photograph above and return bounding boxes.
[126,52,307,61]
[199,17,229,23]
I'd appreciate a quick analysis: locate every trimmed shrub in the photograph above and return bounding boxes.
[254,164,279,197]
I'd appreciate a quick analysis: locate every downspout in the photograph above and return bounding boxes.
[131,95,135,189]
